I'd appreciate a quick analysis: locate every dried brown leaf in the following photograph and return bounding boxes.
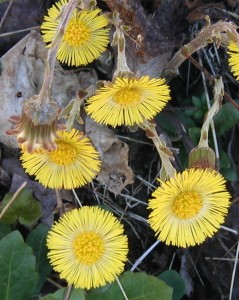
[85,116,134,195]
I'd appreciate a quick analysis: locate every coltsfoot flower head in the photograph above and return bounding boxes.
[20,129,101,189]
[6,96,61,153]
[227,40,239,80]
[47,206,128,289]
[41,0,109,66]
[86,76,171,127]
[148,168,230,248]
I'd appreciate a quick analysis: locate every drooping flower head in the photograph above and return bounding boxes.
[6,96,62,153]
[148,168,230,248]
[86,76,171,127]
[20,129,101,189]
[47,206,128,289]
[41,0,109,66]
[227,40,239,80]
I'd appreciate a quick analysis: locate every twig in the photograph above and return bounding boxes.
[116,277,128,300]
[0,181,27,221]
[0,0,13,29]
[229,240,239,300]
[72,189,82,207]
[130,239,161,271]
[221,225,238,235]
[64,284,73,300]
[0,26,39,37]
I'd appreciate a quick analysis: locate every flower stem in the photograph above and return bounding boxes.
[55,189,64,216]
[37,0,79,106]
[164,19,238,76]
[140,120,176,181]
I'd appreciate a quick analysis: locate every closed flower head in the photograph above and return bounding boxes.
[20,129,101,189]
[86,76,171,127]
[41,0,109,66]
[47,206,128,289]
[148,168,230,248]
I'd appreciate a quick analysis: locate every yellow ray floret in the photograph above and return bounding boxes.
[47,206,128,289]
[148,168,231,248]
[20,129,101,189]
[41,0,109,66]
[86,76,171,127]
[227,40,239,80]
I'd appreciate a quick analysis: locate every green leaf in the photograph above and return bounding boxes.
[188,127,201,146]
[0,188,41,226]
[193,110,204,120]
[219,150,230,169]
[26,223,51,293]
[175,111,196,128]
[192,96,202,108]
[156,113,177,134]
[214,103,239,136]
[86,271,173,300]
[0,223,11,240]
[0,0,8,3]
[42,287,85,300]
[220,167,239,182]
[0,231,38,300]
[159,270,185,300]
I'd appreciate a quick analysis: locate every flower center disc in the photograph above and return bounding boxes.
[48,141,76,165]
[64,17,90,47]
[73,231,105,265]
[113,87,141,106]
[172,191,202,219]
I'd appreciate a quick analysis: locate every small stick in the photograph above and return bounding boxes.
[0,181,27,221]
[116,277,128,300]
[229,240,239,300]
[64,284,73,300]
[130,239,161,271]
[72,189,82,207]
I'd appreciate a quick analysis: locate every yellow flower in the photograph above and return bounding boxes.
[41,0,109,66]
[227,40,239,80]
[86,76,171,127]
[47,206,128,289]
[20,129,101,189]
[148,168,230,248]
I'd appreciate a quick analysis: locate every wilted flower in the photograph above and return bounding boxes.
[6,96,61,153]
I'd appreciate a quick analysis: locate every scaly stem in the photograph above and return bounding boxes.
[37,0,79,106]
[164,20,238,76]
[140,120,176,181]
